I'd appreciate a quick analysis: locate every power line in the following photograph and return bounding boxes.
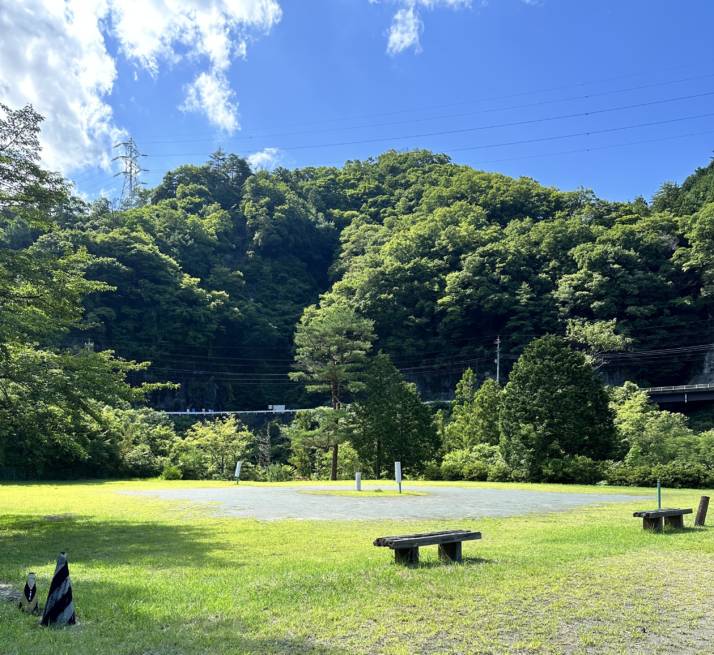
[469,127,714,166]
[134,66,705,142]
[137,73,714,146]
[448,111,714,155]
[149,91,714,157]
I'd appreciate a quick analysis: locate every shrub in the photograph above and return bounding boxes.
[605,460,714,488]
[264,463,295,482]
[540,456,608,484]
[171,417,254,480]
[421,460,442,480]
[237,461,261,481]
[440,445,507,481]
[161,464,182,480]
[440,449,472,480]
[99,407,178,477]
[463,460,489,481]
[123,444,162,478]
[487,460,512,482]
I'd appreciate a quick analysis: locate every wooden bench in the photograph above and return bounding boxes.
[373,529,481,565]
[633,508,692,531]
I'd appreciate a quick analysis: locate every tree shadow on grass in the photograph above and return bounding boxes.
[2,578,348,655]
[1,517,349,654]
[0,514,238,570]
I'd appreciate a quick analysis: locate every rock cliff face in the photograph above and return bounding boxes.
[690,349,714,385]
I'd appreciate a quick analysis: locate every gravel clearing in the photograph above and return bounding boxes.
[124,485,644,520]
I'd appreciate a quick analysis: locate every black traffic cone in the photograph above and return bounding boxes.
[19,572,39,614]
[40,553,76,626]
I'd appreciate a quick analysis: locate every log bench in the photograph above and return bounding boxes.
[633,508,692,531]
[373,529,481,565]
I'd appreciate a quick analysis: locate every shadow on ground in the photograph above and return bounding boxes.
[0,513,235,570]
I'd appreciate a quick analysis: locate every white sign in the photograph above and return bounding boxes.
[355,471,362,491]
[234,460,243,482]
[395,461,402,493]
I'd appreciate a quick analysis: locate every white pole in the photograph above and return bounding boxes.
[355,471,361,491]
[395,461,402,494]
[234,460,243,484]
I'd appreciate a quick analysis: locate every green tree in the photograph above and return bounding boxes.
[290,301,374,479]
[566,318,632,368]
[0,103,156,478]
[352,354,438,478]
[286,407,355,479]
[445,371,502,450]
[499,336,616,479]
[609,382,699,466]
[172,417,253,479]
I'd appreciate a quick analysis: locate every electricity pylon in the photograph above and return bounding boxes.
[113,138,148,207]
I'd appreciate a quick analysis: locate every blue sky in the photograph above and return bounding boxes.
[4,1,714,202]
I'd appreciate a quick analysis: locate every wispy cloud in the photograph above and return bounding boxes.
[375,0,472,55]
[247,147,282,170]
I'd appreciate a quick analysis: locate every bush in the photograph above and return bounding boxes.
[487,460,512,482]
[605,460,714,488]
[440,449,472,480]
[123,444,162,478]
[171,417,254,480]
[264,463,294,482]
[463,459,489,481]
[540,456,608,484]
[99,407,178,477]
[421,460,442,480]
[440,445,507,481]
[161,464,182,480]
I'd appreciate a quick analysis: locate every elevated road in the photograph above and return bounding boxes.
[645,383,714,404]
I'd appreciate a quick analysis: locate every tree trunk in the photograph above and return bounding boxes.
[331,381,340,481]
[331,443,338,481]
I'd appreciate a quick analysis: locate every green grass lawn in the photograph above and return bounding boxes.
[0,480,712,654]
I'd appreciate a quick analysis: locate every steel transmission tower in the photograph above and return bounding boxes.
[112,138,148,206]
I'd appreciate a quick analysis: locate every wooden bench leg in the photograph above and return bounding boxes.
[438,542,462,563]
[643,517,663,532]
[664,514,684,529]
[394,547,419,566]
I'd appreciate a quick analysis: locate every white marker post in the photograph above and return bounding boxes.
[395,461,402,494]
[234,460,243,484]
[355,471,362,492]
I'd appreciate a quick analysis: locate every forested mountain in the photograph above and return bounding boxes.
[63,150,714,409]
[3,103,714,481]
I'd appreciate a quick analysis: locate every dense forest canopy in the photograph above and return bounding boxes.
[65,147,714,410]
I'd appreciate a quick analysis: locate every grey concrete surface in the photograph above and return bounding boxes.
[125,485,645,521]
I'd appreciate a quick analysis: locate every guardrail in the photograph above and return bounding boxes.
[645,383,714,393]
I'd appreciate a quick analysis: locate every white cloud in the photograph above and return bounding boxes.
[247,147,281,170]
[0,1,125,173]
[109,0,282,131]
[377,0,472,55]
[181,71,239,132]
[387,6,422,54]
[0,0,282,174]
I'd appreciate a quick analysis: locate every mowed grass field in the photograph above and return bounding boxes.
[0,480,712,655]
